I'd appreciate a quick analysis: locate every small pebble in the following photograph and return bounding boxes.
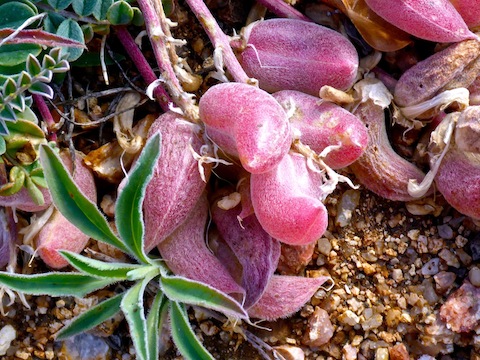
[375,347,389,360]
[437,224,453,239]
[433,271,456,294]
[273,345,305,360]
[421,258,440,276]
[317,237,332,256]
[438,249,460,268]
[469,266,480,287]
[389,343,409,360]
[0,325,16,356]
[343,344,358,360]
[302,307,334,347]
[469,233,480,261]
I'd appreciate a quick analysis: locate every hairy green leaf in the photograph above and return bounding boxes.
[0,44,41,67]
[56,293,123,339]
[47,0,73,11]
[116,133,161,264]
[60,250,142,279]
[121,280,149,360]
[39,144,129,253]
[160,276,248,320]
[56,19,84,61]
[107,0,133,25]
[92,0,113,21]
[169,302,214,360]
[0,2,36,29]
[0,272,117,297]
[72,0,99,17]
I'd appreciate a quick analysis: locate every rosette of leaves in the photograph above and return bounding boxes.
[0,134,248,360]
[0,47,71,204]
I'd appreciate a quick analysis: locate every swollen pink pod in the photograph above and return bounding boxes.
[143,111,210,251]
[250,152,328,245]
[273,90,368,169]
[450,0,480,29]
[240,18,358,96]
[199,83,291,174]
[365,0,477,43]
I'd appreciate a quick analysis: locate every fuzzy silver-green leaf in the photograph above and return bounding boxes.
[160,275,248,320]
[169,301,214,360]
[115,133,161,264]
[56,293,123,339]
[39,144,128,253]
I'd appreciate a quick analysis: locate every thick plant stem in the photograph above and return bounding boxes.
[33,94,57,141]
[255,0,311,21]
[115,26,172,112]
[136,0,198,121]
[184,0,257,85]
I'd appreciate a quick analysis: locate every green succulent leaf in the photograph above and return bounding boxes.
[107,0,134,25]
[0,104,16,122]
[0,120,7,135]
[121,279,149,360]
[43,12,65,34]
[0,43,41,67]
[147,292,167,360]
[39,144,129,254]
[0,2,36,29]
[28,82,53,99]
[18,71,32,87]
[160,275,248,320]
[169,301,214,360]
[24,175,44,205]
[56,19,85,62]
[3,77,16,96]
[72,0,99,17]
[0,136,5,155]
[60,250,143,279]
[0,166,25,196]
[115,133,161,264]
[47,0,73,11]
[131,7,144,26]
[55,293,123,340]
[0,272,117,297]
[9,94,25,112]
[27,55,42,76]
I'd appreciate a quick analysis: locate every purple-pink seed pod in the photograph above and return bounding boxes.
[273,90,368,169]
[250,152,328,246]
[199,82,291,174]
[240,18,359,96]
[158,194,245,297]
[143,111,211,251]
[450,0,480,29]
[365,0,477,43]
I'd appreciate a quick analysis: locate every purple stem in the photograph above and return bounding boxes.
[136,0,198,120]
[116,26,172,112]
[33,94,57,141]
[184,0,255,85]
[255,0,312,21]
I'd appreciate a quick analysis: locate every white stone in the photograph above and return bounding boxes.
[0,325,16,356]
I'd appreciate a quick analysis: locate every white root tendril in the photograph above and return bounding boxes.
[134,30,148,48]
[408,113,457,198]
[294,141,358,201]
[211,47,230,83]
[189,142,232,182]
[146,78,166,100]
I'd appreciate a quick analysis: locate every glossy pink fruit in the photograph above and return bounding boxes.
[36,152,96,269]
[143,111,210,251]
[240,19,358,96]
[250,152,328,245]
[199,83,291,174]
[273,90,368,169]
[365,0,477,42]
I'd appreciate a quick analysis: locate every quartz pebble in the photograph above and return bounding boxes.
[433,271,456,294]
[440,281,480,333]
[438,249,460,268]
[375,347,389,360]
[302,307,334,347]
[389,343,409,360]
[273,345,305,360]
[317,237,332,256]
[0,325,15,356]
[61,333,111,360]
[343,344,358,360]
[437,224,454,239]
